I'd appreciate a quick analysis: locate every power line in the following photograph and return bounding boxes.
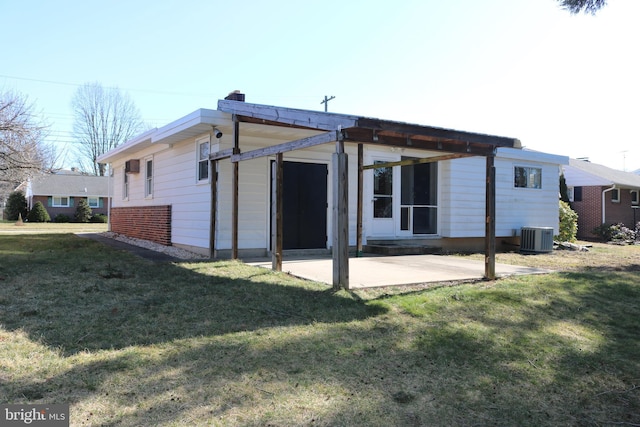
[0,74,220,98]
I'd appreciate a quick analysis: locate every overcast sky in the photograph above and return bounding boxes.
[2,0,639,171]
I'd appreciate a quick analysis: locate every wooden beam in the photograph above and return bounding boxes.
[231,131,338,162]
[271,153,283,271]
[485,154,496,280]
[231,117,239,260]
[209,148,234,161]
[362,153,473,170]
[218,99,358,131]
[356,144,364,257]
[333,151,349,289]
[354,117,519,148]
[344,128,500,157]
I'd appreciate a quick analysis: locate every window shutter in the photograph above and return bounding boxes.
[70,197,74,207]
[99,198,104,208]
[48,196,52,207]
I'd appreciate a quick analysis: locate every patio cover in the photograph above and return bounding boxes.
[215,99,520,289]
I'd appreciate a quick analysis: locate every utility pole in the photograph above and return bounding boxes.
[321,95,335,112]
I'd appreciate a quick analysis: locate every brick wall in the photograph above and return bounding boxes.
[110,205,172,246]
[32,196,109,219]
[572,186,639,239]
[572,186,602,239]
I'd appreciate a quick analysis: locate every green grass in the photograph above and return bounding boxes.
[0,221,107,234]
[1,234,639,426]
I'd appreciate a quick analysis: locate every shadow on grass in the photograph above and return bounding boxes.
[2,235,639,425]
[0,234,386,355]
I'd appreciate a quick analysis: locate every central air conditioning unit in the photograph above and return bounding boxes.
[520,227,554,253]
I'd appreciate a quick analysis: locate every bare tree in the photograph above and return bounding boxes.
[72,82,144,176]
[559,0,607,14]
[0,90,50,190]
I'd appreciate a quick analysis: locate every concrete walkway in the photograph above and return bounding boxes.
[249,254,551,288]
[79,233,550,288]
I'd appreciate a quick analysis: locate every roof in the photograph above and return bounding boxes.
[28,174,110,197]
[98,99,524,164]
[217,99,522,157]
[563,158,640,189]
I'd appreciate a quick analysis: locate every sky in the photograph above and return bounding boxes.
[2,0,639,172]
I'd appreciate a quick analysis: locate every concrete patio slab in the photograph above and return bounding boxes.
[249,254,551,288]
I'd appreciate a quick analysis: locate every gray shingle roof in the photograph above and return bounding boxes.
[29,174,110,197]
[563,159,640,189]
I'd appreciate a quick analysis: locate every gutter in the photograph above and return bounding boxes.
[601,185,616,224]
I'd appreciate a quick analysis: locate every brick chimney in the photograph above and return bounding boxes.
[225,90,245,102]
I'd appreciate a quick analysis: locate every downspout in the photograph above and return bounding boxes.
[107,164,112,231]
[601,185,616,224]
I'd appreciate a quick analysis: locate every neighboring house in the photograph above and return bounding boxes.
[563,158,640,239]
[23,173,110,220]
[97,93,567,265]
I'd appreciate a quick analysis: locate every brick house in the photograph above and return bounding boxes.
[24,173,110,220]
[563,158,640,239]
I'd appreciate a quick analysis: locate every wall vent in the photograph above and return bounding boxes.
[520,227,554,253]
[125,159,140,173]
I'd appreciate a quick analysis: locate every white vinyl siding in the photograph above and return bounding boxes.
[440,150,562,238]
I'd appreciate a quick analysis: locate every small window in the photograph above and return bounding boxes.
[145,158,153,198]
[123,168,129,200]
[514,166,542,189]
[87,197,100,208]
[631,190,638,205]
[573,186,583,202]
[611,188,620,203]
[197,138,210,181]
[52,196,69,207]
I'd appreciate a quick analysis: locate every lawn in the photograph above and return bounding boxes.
[1,233,638,426]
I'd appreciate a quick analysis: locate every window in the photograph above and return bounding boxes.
[87,197,100,208]
[573,186,582,202]
[631,190,638,205]
[514,166,542,189]
[145,158,153,197]
[197,138,210,181]
[52,196,69,207]
[123,168,129,199]
[373,161,393,218]
[611,188,620,203]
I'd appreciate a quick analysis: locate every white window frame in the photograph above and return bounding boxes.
[87,196,100,208]
[197,136,211,183]
[144,156,153,198]
[611,188,620,203]
[514,166,542,189]
[631,190,638,205]
[123,167,129,200]
[52,196,70,207]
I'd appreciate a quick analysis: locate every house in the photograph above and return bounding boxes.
[97,93,567,288]
[23,173,110,220]
[563,158,640,239]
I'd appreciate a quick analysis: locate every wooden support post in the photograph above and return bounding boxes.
[332,136,349,289]
[232,116,239,260]
[485,153,496,279]
[271,153,283,271]
[209,160,217,259]
[356,143,364,257]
